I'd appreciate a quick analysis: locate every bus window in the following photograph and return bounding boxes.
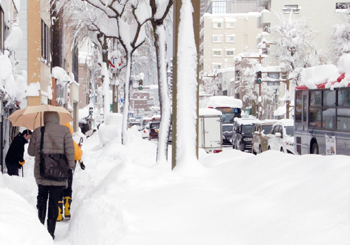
[338,89,350,106]
[322,108,335,129]
[323,90,336,106]
[303,95,308,122]
[295,91,302,121]
[310,91,322,106]
[337,108,350,131]
[309,107,321,128]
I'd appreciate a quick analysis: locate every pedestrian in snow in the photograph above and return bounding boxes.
[28,112,75,239]
[57,122,83,222]
[5,129,32,176]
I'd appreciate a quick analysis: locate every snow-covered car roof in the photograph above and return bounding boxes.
[273,119,294,127]
[235,118,258,125]
[199,108,222,116]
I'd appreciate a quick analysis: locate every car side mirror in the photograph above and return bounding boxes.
[275,132,282,138]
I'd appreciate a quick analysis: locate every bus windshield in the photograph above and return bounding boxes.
[222,113,235,123]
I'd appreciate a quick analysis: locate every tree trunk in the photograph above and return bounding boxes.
[154,25,171,163]
[122,53,131,145]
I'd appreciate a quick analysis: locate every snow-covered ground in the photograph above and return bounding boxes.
[1,127,350,245]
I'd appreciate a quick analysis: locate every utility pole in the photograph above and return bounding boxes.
[244,55,264,119]
[281,71,290,119]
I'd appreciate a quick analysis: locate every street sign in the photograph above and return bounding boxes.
[120,98,124,104]
[109,56,123,68]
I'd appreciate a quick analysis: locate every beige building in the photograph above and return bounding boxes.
[200,12,262,95]
[258,0,346,64]
[26,0,51,106]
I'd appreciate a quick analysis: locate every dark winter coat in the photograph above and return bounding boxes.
[28,111,75,187]
[5,133,28,169]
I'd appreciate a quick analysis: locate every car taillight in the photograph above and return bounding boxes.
[213,150,222,153]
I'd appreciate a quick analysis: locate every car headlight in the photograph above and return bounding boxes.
[243,138,252,141]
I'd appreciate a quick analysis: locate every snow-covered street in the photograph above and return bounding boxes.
[1,128,350,245]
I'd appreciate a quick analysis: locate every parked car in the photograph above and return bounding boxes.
[128,122,141,130]
[149,122,160,140]
[252,120,277,154]
[141,124,149,139]
[232,118,258,152]
[222,124,233,145]
[268,119,295,154]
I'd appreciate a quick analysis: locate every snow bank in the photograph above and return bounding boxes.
[1,128,350,244]
[199,96,243,109]
[99,113,123,145]
[0,188,53,245]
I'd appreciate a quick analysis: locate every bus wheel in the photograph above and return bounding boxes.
[280,147,284,153]
[268,146,271,150]
[311,142,319,154]
[259,146,262,154]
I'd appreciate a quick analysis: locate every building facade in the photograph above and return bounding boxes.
[200,12,262,95]
[258,0,346,64]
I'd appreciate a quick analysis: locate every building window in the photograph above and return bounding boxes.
[41,20,50,64]
[226,22,235,28]
[213,63,222,70]
[225,50,234,56]
[336,2,350,9]
[226,35,235,42]
[0,8,3,53]
[212,1,227,14]
[283,5,300,13]
[213,49,222,57]
[213,36,222,42]
[213,22,222,29]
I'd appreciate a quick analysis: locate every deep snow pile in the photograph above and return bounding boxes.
[0,127,349,245]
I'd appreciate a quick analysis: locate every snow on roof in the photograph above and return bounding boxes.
[4,24,23,51]
[199,96,243,109]
[299,65,340,89]
[274,105,286,116]
[212,18,224,22]
[51,67,72,85]
[225,17,236,22]
[199,108,222,116]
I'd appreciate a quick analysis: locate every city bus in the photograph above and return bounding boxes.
[294,74,350,156]
[199,96,242,124]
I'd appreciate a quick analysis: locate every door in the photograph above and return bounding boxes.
[204,117,222,148]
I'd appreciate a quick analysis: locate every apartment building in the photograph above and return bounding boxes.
[258,0,346,64]
[200,12,262,95]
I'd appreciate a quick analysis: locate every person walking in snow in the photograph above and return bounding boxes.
[28,111,75,239]
[5,129,32,176]
[57,122,83,222]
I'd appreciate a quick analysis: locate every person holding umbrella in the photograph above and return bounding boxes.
[5,129,32,176]
[28,111,75,239]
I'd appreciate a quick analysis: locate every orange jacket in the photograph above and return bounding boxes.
[64,123,83,161]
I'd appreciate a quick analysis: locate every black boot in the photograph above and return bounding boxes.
[47,219,56,239]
